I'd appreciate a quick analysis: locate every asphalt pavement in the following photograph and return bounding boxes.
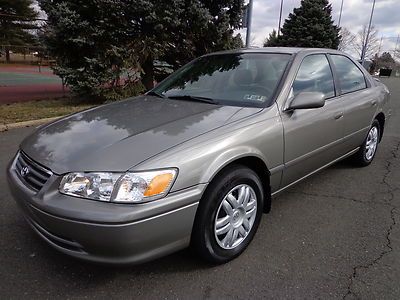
[1,78,399,299]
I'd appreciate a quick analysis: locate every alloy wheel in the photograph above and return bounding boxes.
[214,184,258,250]
[365,126,379,161]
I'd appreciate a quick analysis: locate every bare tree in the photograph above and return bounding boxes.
[249,35,258,47]
[395,50,400,61]
[353,24,380,59]
[338,27,355,52]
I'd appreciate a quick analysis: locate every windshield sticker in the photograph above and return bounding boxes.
[244,94,267,102]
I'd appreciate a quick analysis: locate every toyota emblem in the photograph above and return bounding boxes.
[20,166,30,177]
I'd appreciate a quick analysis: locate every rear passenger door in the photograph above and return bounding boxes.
[329,54,376,150]
[281,54,347,187]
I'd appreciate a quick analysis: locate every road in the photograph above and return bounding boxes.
[0,78,399,299]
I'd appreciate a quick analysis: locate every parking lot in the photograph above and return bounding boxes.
[0,77,399,299]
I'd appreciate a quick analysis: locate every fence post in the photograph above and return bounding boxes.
[62,77,65,96]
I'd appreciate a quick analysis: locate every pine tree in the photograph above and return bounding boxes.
[263,29,279,47]
[39,0,244,98]
[39,0,136,98]
[0,0,39,62]
[278,0,340,49]
[126,0,244,90]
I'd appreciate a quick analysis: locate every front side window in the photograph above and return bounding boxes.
[292,54,335,99]
[153,53,291,107]
[330,55,367,94]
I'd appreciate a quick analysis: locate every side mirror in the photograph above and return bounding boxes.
[288,92,325,110]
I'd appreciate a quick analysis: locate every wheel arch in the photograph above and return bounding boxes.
[201,154,272,214]
[374,112,385,142]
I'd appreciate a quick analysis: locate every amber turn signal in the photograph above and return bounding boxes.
[144,173,174,197]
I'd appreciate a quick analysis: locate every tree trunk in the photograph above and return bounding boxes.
[5,48,10,63]
[142,55,154,91]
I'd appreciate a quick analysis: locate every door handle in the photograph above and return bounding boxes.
[371,100,377,106]
[334,112,343,120]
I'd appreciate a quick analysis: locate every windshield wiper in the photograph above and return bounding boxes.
[146,90,166,98]
[167,95,218,104]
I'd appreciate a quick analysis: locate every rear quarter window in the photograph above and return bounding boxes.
[330,55,367,94]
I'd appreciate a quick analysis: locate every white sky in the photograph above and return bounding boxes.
[238,0,400,58]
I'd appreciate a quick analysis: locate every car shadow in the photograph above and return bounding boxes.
[328,157,359,169]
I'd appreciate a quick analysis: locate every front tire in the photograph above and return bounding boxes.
[191,165,264,264]
[351,120,380,167]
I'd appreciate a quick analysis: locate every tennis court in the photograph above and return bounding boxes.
[0,65,68,104]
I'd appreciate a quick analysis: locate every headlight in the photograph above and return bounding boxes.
[59,169,177,203]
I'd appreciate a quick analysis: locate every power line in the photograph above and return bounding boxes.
[378,36,400,53]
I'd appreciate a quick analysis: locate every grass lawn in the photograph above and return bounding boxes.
[0,97,99,124]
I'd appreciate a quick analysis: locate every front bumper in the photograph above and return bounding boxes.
[7,154,205,265]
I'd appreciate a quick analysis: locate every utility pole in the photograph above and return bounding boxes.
[378,36,383,55]
[394,34,400,59]
[245,0,253,47]
[338,0,344,28]
[278,0,284,37]
[361,0,376,65]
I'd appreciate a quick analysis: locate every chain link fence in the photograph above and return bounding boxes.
[0,45,55,66]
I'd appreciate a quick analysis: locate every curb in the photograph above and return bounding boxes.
[0,116,64,133]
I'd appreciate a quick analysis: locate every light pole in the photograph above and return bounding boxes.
[245,0,254,47]
[361,0,376,65]
[278,0,284,37]
[338,0,344,28]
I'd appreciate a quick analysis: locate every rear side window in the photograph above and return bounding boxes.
[330,55,367,94]
[292,54,335,99]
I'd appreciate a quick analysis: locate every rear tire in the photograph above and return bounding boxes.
[191,165,264,264]
[350,120,380,167]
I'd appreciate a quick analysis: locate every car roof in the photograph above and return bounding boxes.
[204,47,344,56]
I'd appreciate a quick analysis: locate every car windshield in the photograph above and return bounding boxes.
[152,53,292,107]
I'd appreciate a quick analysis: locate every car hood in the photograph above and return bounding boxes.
[21,96,261,174]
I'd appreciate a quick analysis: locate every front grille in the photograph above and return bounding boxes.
[15,152,52,192]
